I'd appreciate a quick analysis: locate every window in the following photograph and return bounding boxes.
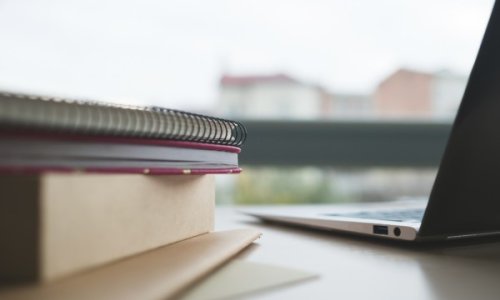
[0,0,494,204]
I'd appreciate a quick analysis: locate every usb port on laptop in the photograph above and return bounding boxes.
[373,225,389,235]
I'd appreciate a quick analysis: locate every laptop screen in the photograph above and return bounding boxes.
[422,0,500,237]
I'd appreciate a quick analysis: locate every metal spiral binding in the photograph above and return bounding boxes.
[0,91,247,147]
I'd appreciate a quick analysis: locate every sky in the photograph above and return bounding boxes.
[0,0,494,111]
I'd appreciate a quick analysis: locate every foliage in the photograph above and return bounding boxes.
[231,167,344,205]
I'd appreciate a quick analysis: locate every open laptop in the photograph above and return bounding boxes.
[245,1,500,242]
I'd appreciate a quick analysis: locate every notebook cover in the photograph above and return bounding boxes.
[0,130,242,175]
[0,229,262,300]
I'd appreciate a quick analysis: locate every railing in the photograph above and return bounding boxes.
[239,120,452,167]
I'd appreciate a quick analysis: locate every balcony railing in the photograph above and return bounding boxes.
[239,120,452,167]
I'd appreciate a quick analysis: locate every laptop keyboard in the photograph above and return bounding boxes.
[327,208,425,223]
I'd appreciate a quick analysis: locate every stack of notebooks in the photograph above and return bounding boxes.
[0,92,260,299]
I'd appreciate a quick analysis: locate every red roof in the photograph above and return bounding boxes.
[220,74,298,86]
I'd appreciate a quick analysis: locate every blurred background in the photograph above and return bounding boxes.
[0,0,494,205]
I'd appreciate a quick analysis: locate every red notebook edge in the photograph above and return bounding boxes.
[0,166,242,175]
[0,130,243,175]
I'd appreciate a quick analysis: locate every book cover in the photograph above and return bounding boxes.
[0,173,215,282]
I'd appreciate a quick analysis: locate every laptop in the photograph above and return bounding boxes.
[245,1,500,242]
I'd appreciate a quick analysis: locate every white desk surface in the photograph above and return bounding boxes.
[215,206,500,300]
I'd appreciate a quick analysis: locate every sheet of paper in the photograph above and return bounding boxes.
[180,260,317,300]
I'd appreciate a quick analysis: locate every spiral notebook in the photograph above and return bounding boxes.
[0,91,247,174]
[0,91,246,146]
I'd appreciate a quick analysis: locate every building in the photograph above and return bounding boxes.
[330,92,373,119]
[375,68,467,119]
[218,74,331,120]
[218,69,465,121]
[431,70,468,119]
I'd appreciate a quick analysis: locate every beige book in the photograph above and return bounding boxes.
[0,229,262,300]
[0,173,215,283]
